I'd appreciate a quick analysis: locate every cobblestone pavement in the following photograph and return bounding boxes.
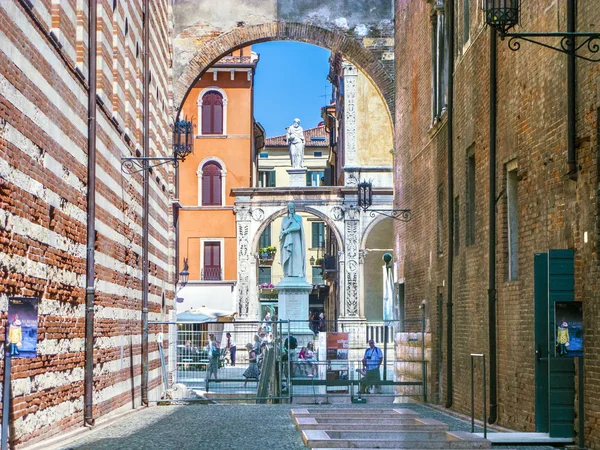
[60,403,560,450]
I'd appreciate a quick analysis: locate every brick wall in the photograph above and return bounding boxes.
[395,0,600,446]
[0,0,173,446]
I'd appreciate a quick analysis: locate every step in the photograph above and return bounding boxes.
[302,430,492,449]
[291,408,419,418]
[295,417,449,431]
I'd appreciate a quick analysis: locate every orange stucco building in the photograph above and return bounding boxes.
[176,47,261,314]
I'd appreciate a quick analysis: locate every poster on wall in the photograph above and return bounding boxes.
[554,301,583,358]
[7,297,39,359]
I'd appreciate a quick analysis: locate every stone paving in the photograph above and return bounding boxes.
[59,404,559,450]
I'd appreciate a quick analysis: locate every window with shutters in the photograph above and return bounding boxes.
[258,170,276,187]
[197,87,228,135]
[201,162,222,206]
[203,242,222,280]
[258,266,272,285]
[312,222,325,248]
[259,224,271,248]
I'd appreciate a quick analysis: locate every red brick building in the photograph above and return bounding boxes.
[0,0,173,446]
[395,0,599,446]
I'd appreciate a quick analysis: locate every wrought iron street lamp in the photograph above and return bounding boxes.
[175,257,189,297]
[121,119,194,174]
[483,0,600,62]
[357,180,411,222]
[310,256,316,266]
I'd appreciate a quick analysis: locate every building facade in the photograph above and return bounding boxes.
[0,0,173,446]
[395,0,600,446]
[176,47,259,315]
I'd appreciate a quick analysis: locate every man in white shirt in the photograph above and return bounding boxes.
[361,339,383,394]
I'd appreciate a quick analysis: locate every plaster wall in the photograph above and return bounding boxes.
[356,72,394,167]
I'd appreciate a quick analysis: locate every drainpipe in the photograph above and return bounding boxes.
[488,26,498,425]
[141,0,150,406]
[567,0,577,180]
[84,0,97,427]
[445,0,455,409]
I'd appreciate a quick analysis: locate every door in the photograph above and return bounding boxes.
[203,242,221,280]
[533,250,575,437]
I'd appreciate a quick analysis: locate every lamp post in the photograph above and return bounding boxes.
[177,258,190,295]
[121,118,194,174]
[357,180,411,222]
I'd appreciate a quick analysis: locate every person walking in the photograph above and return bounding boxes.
[361,339,383,394]
[225,332,236,366]
[243,342,259,387]
[206,334,220,381]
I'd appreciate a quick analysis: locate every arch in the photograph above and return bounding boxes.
[175,22,394,122]
[197,157,228,207]
[250,205,343,258]
[197,86,229,135]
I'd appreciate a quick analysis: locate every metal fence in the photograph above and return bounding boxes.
[151,318,427,404]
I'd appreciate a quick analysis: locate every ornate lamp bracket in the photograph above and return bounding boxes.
[357,180,412,222]
[501,32,600,62]
[121,119,193,174]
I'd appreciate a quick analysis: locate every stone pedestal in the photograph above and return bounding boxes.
[276,276,314,343]
[287,168,307,187]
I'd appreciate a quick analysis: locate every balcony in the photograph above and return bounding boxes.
[201,267,222,281]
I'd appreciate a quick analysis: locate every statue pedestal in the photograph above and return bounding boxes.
[287,168,307,187]
[276,277,314,343]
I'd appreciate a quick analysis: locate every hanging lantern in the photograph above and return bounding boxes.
[484,0,519,33]
[173,119,193,161]
[357,180,373,211]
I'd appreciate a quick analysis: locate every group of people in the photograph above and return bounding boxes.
[297,342,317,376]
[242,326,272,386]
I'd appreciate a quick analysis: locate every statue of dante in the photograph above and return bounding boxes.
[286,118,305,169]
[279,202,306,278]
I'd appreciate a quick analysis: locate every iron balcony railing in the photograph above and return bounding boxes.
[201,267,222,281]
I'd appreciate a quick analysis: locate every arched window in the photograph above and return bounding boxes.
[201,91,224,135]
[202,162,222,206]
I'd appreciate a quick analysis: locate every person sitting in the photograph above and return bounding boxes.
[304,342,317,376]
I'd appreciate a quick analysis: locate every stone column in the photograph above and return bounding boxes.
[342,61,359,186]
[234,205,253,319]
[342,206,360,318]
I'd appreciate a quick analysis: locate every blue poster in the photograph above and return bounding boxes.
[7,297,39,359]
[554,301,583,358]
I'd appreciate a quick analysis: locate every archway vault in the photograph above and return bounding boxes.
[174,22,395,121]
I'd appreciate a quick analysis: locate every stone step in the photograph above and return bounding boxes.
[302,430,492,449]
[291,408,419,418]
[295,417,449,431]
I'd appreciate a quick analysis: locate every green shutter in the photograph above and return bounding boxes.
[548,249,575,438]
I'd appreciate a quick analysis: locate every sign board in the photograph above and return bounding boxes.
[554,301,582,358]
[7,297,39,359]
[322,332,349,393]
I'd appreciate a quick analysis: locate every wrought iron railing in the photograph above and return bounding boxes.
[201,267,222,281]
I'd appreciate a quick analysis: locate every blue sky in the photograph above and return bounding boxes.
[253,42,332,138]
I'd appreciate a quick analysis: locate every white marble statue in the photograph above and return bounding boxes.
[286,118,305,169]
[279,202,306,278]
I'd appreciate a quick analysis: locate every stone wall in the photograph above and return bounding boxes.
[172,0,395,117]
[395,0,600,446]
[0,0,173,446]
[394,332,432,402]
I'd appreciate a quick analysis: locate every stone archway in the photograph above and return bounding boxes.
[174,22,395,120]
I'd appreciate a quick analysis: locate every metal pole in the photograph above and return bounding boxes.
[383,326,388,381]
[567,0,578,180]
[2,328,12,450]
[483,355,487,439]
[141,0,150,406]
[84,0,97,427]
[579,356,584,449]
[471,355,474,433]
[422,308,427,403]
[446,0,455,409]
[488,25,498,425]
